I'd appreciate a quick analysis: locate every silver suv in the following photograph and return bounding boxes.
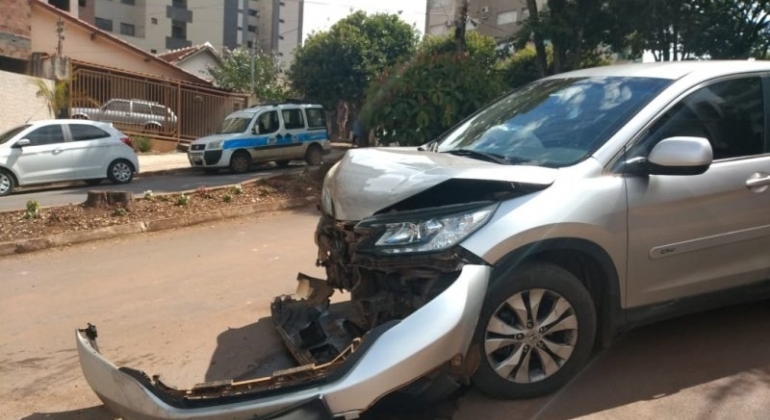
[71,99,177,133]
[75,61,770,419]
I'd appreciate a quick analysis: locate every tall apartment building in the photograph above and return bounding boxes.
[254,0,304,70]
[90,0,252,54]
[425,0,546,41]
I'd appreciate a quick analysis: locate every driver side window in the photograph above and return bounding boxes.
[636,77,765,161]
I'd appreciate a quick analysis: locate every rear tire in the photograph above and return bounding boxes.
[107,160,134,184]
[305,144,323,166]
[0,169,15,196]
[229,151,251,174]
[472,261,597,399]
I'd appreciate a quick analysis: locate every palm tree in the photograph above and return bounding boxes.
[34,78,69,119]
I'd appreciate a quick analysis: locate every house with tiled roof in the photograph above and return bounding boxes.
[156,42,223,84]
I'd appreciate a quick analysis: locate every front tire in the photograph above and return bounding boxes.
[472,262,596,399]
[0,169,15,196]
[107,160,134,184]
[229,151,251,174]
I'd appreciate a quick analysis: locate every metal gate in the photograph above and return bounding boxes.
[68,61,248,146]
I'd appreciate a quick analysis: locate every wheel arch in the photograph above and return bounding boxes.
[0,166,20,186]
[484,238,624,349]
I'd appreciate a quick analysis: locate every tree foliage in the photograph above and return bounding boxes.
[361,46,505,147]
[208,47,288,103]
[34,78,69,119]
[420,31,498,68]
[288,11,419,110]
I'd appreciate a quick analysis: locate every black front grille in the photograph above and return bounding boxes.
[191,144,205,151]
[204,150,223,165]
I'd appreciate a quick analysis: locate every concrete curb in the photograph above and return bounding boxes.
[0,195,319,258]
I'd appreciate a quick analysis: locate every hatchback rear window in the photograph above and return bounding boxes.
[69,124,110,141]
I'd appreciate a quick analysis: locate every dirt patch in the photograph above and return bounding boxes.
[0,169,325,244]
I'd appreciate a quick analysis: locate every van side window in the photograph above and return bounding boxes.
[306,108,327,130]
[282,109,305,130]
[257,111,279,134]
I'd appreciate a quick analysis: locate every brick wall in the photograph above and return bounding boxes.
[0,0,32,60]
[0,70,54,132]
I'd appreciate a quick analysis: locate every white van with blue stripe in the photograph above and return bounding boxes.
[187,102,331,173]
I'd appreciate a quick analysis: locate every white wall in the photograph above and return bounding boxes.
[176,53,218,83]
[0,70,54,133]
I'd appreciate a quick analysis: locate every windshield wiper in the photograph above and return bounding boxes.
[446,149,515,165]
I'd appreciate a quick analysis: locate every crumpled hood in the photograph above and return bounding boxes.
[324,147,558,221]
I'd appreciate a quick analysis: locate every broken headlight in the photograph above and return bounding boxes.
[358,203,497,254]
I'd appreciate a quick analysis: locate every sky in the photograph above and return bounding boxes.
[301,0,428,43]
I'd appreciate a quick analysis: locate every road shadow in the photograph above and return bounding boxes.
[204,316,297,383]
[19,405,117,420]
[458,299,770,420]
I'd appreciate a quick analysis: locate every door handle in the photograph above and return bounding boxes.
[746,173,770,189]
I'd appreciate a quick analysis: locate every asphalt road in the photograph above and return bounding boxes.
[0,163,305,212]
[2,210,769,420]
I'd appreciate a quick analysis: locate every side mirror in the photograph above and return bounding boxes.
[14,139,31,148]
[645,136,713,176]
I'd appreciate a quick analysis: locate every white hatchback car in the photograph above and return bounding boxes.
[0,119,140,196]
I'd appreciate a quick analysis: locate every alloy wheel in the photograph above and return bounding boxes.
[484,288,578,384]
[111,162,132,183]
[0,172,12,195]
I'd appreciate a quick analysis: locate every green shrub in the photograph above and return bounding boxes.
[175,193,190,206]
[133,136,153,153]
[24,199,40,219]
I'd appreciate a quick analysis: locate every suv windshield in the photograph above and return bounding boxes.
[437,77,671,168]
[0,125,30,145]
[217,117,252,134]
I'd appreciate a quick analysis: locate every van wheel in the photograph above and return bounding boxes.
[472,262,596,399]
[275,160,291,168]
[305,144,323,166]
[107,160,134,184]
[229,151,251,174]
[0,169,15,196]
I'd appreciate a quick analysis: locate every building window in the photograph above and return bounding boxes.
[121,0,135,4]
[430,0,450,10]
[248,25,257,32]
[171,20,187,38]
[120,22,135,36]
[496,10,518,25]
[150,49,157,53]
[95,17,113,32]
[279,18,284,23]
[247,41,253,48]
[248,9,257,17]
[78,0,87,7]
[172,0,187,7]
[151,17,158,24]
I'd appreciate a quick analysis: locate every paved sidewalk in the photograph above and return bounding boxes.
[136,143,353,175]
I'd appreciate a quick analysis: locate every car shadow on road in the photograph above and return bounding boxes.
[19,405,117,420]
[204,316,298,383]
[457,299,770,420]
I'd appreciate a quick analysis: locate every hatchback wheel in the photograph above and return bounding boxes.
[472,262,596,399]
[107,160,134,184]
[0,169,15,196]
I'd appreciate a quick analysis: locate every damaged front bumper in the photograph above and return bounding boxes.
[76,264,490,420]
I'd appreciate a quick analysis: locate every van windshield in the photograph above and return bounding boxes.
[217,117,252,134]
[436,76,671,168]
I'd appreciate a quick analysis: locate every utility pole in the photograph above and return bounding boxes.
[55,17,65,57]
[455,0,469,54]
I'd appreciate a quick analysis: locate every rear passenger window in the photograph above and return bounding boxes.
[69,124,110,141]
[305,108,327,130]
[282,109,305,130]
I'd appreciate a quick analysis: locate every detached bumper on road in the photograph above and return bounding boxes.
[76,265,491,420]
